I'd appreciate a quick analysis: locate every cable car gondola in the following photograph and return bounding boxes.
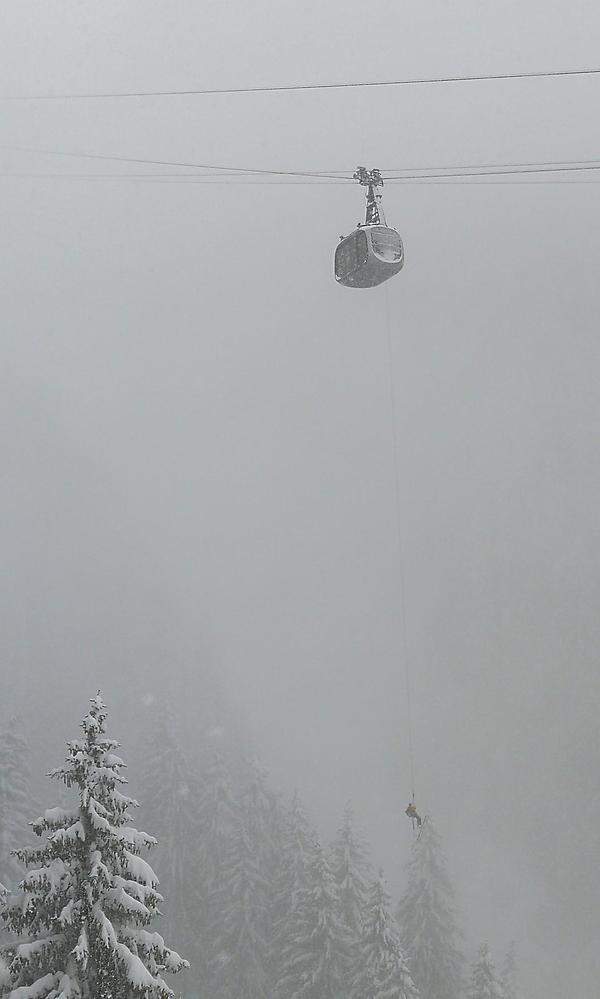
[335,167,404,288]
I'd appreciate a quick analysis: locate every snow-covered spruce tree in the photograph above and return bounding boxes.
[207,792,271,999]
[0,716,31,894]
[238,758,281,889]
[195,748,238,988]
[138,701,200,974]
[469,944,503,999]
[207,758,287,999]
[330,803,372,939]
[272,791,315,925]
[396,818,464,999]
[500,942,518,999]
[197,750,238,886]
[0,693,188,998]
[274,840,352,999]
[350,873,418,999]
[269,791,317,989]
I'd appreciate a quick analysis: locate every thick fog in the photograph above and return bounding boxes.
[2,3,600,998]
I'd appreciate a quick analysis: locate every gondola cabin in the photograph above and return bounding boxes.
[335,224,404,288]
[335,166,404,289]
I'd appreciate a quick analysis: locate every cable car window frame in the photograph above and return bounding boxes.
[369,226,403,262]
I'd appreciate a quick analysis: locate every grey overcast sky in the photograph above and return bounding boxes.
[2,3,600,997]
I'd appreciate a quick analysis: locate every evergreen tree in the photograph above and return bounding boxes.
[274,841,351,999]
[350,873,418,999]
[139,700,201,996]
[197,750,238,884]
[269,791,316,990]
[396,818,464,999]
[272,791,315,923]
[0,692,188,998]
[0,716,31,893]
[207,758,284,999]
[330,803,371,938]
[193,748,238,996]
[239,758,280,885]
[208,797,271,999]
[469,944,503,999]
[500,942,518,999]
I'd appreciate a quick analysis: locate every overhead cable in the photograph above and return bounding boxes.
[3,65,600,101]
[4,174,600,185]
[0,144,348,180]
[3,144,600,182]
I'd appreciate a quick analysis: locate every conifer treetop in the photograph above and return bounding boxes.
[330,802,372,936]
[275,841,352,999]
[208,792,272,999]
[138,698,200,969]
[469,943,503,999]
[282,791,314,900]
[350,872,418,999]
[198,749,238,878]
[1,692,188,999]
[270,788,316,982]
[396,816,464,999]
[500,941,518,999]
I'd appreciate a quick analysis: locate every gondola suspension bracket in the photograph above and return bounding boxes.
[353,166,385,226]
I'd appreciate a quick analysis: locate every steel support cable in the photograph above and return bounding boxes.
[106,170,600,184]
[3,65,600,101]
[383,284,417,805]
[5,174,600,185]
[382,155,600,174]
[5,144,600,182]
[386,162,600,180]
[0,144,350,180]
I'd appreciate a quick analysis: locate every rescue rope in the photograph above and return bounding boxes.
[383,284,417,805]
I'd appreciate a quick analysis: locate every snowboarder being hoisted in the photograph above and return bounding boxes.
[405,801,422,827]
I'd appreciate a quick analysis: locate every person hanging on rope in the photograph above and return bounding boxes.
[405,801,422,827]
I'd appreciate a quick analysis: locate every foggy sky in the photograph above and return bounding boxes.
[2,3,600,997]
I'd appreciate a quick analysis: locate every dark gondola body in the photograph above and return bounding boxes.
[335,223,404,288]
